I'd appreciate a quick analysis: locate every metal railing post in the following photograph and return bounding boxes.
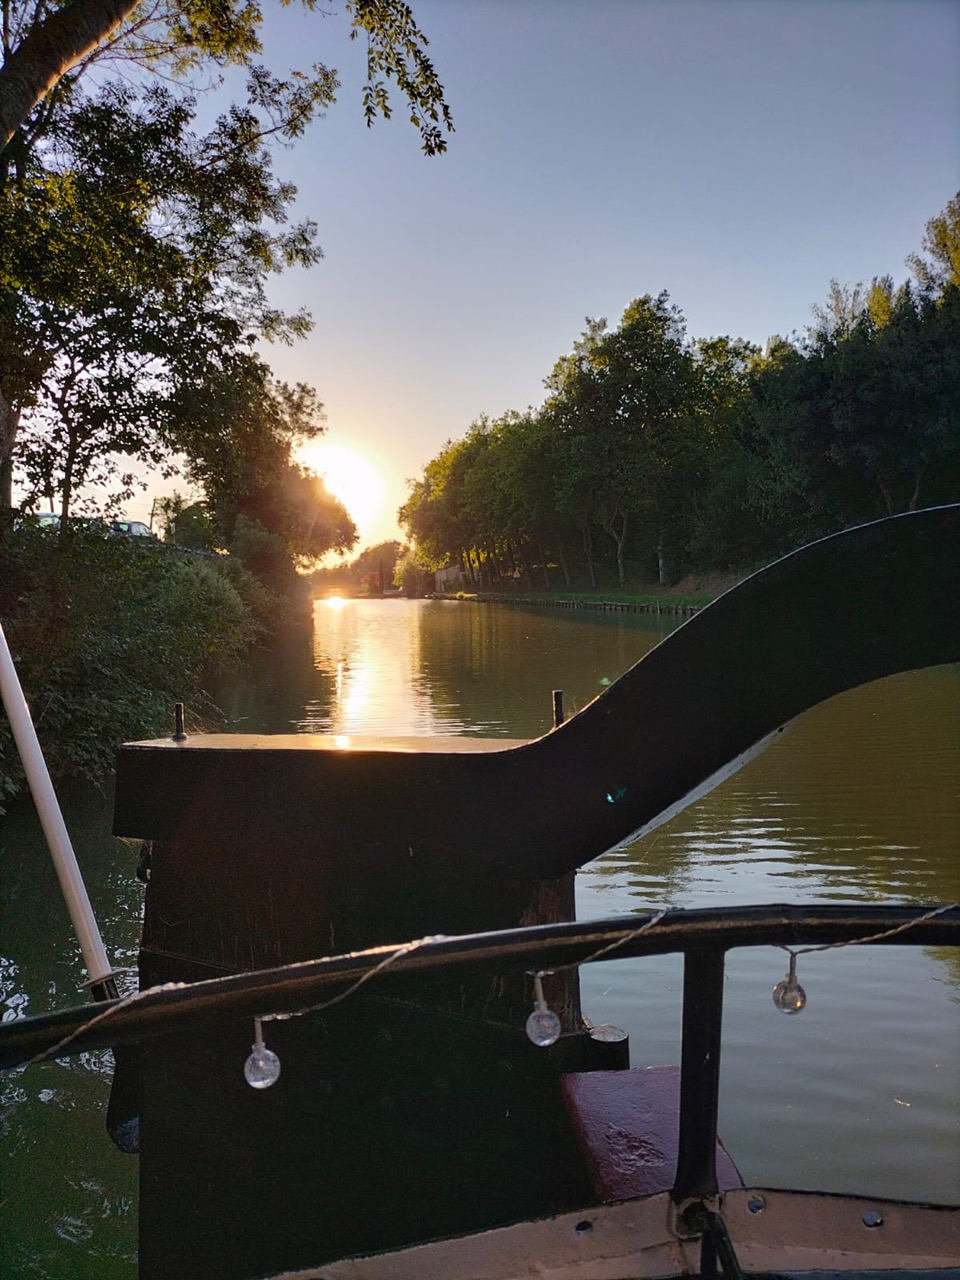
[673,945,726,1209]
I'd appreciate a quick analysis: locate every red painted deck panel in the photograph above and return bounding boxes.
[561,1065,744,1202]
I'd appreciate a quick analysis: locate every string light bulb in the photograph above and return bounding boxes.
[772,953,806,1014]
[244,1017,281,1088]
[526,973,561,1047]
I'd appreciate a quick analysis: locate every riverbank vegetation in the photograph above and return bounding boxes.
[1,0,450,529]
[401,196,960,593]
[0,525,260,810]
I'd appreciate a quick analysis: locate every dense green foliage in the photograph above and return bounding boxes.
[401,197,960,591]
[0,524,257,810]
[0,0,453,155]
[1,0,450,558]
[392,547,432,597]
[160,378,357,596]
[2,79,330,522]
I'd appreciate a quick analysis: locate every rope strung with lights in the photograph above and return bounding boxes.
[239,917,680,1076]
[522,901,960,1047]
[242,936,442,1088]
[4,903,956,1084]
[246,898,960,1078]
[768,900,960,1016]
[525,907,670,1047]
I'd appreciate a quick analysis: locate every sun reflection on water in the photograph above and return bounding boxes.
[301,598,449,736]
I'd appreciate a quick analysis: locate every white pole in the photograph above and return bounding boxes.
[0,620,114,991]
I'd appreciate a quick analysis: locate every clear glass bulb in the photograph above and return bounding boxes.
[244,1044,281,1088]
[772,977,806,1013]
[244,1018,281,1088]
[773,954,806,1014]
[526,974,561,1046]
[526,1007,561,1047]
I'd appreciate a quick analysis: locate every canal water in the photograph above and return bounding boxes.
[1,597,958,1276]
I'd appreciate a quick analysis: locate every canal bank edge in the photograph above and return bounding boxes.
[441,570,745,616]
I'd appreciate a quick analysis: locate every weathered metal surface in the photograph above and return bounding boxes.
[561,1065,743,1202]
[259,1191,960,1280]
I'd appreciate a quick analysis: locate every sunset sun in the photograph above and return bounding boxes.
[302,442,386,541]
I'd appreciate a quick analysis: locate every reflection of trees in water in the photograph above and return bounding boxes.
[929,946,960,993]
[415,602,676,738]
[215,598,675,738]
[213,620,322,733]
[580,842,698,909]
[604,665,960,908]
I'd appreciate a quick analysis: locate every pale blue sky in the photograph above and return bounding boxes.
[149,0,960,547]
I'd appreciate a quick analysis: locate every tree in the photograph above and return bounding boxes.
[185,375,357,582]
[486,410,571,588]
[310,539,401,595]
[2,0,452,512]
[544,294,703,586]
[808,278,869,342]
[1,0,453,156]
[738,272,960,531]
[2,79,323,513]
[827,283,960,514]
[393,546,430,596]
[403,197,960,587]
[684,334,765,568]
[398,437,474,574]
[736,328,866,546]
[0,521,257,805]
[157,494,217,550]
[908,191,960,296]
[402,300,764,589]
[1,0,144,149]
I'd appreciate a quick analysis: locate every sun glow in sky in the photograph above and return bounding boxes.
[300,441,389,548]
[107,1,956,546]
